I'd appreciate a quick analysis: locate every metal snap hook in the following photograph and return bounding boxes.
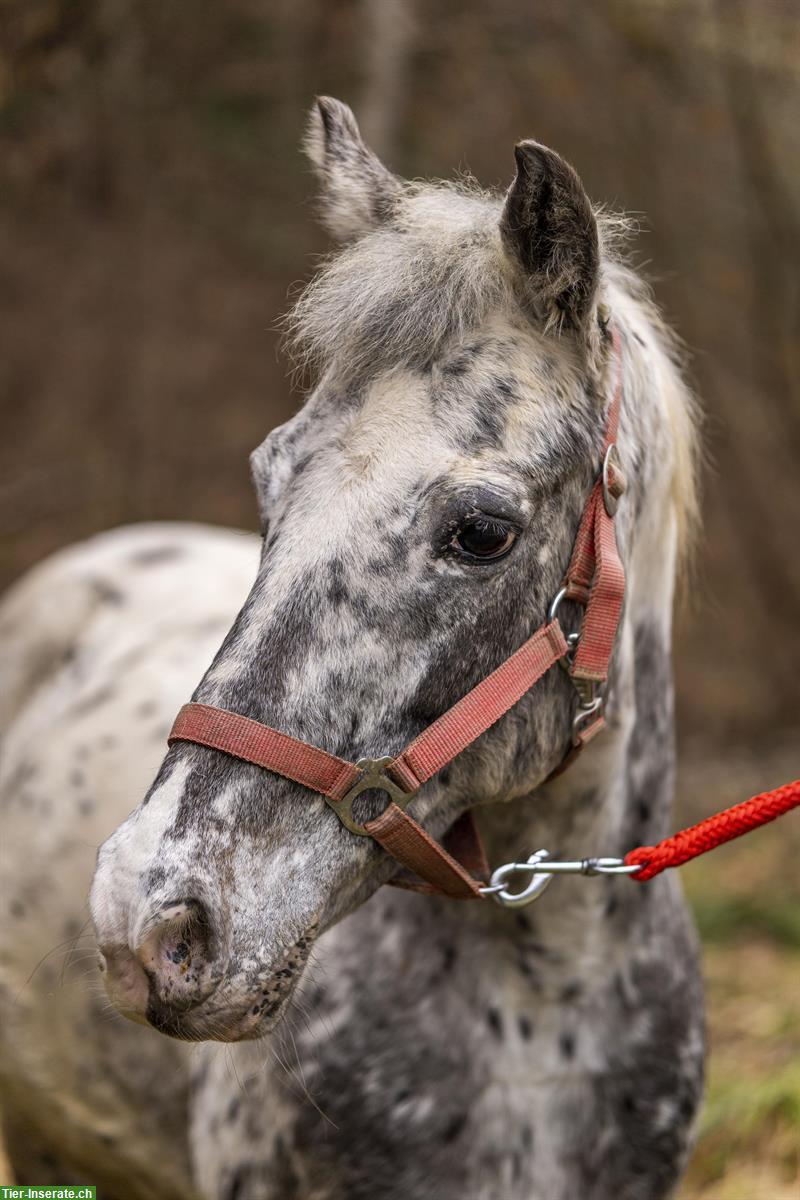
[480,851,642,907]
[480,849,555,908]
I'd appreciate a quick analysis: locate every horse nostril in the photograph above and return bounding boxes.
[134,896,224,1013]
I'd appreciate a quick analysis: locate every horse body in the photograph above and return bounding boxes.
[1,99,703,1198]
[0,523,255,1196]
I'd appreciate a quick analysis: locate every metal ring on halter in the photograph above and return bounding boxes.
[326,757,417,837]
[548,586,569,625]
[572,696,603,745]
[549,587,582,672]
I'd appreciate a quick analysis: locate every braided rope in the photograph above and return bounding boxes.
[625,780,800,882]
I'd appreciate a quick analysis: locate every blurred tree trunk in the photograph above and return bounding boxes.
[360,0,416,160]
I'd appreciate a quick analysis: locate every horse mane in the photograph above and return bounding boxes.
[284,178,700,562]
[603,257,702,566]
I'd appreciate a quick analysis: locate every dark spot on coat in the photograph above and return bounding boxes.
[130,545,185,566]
[192,1060,209,1090]
[443,1112,467,1143]
[518,1014,533,1040]
[440,348,476,377]
[71,687,115,718]
[470,401,506,450]
[325,557,348,607]
[224,1166,250,1200]
[91,580,124,606]
[5,761,38,795]
[487,1007,503,1039]
[560,1031,576,1059]
[143,865,167,892]
[516,956,541,988]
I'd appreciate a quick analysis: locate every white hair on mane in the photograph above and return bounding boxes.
[284,178,699,559]
[603,256,702,565]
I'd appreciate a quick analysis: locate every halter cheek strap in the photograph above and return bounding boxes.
[168,328,626,899]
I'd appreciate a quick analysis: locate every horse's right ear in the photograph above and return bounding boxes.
[305,97,401,241]
[500,141,600,338]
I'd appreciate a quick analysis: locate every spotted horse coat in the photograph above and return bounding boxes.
[0,98,703,1200]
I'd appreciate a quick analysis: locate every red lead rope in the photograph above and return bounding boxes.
[625,780,800,882]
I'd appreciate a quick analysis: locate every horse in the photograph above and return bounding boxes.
[0,97,704,1199]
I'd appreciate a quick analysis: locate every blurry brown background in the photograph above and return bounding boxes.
[1,5,799,1195]
[1,1,798,745]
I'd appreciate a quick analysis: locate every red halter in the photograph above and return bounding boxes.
[169,329,627,899]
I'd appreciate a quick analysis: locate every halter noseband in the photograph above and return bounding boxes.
[169,328,627,901]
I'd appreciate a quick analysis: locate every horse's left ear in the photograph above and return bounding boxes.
[500,141,599,337]
[305,96,402,241]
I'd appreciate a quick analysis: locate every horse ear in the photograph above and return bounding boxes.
[500,141,599,336]
[305,96,402,241]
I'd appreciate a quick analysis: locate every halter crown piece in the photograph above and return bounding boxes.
[169,328,627,901]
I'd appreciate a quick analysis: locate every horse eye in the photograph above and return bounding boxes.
[452,519,518,561]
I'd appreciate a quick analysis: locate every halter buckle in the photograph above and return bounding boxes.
[326,757,417,837]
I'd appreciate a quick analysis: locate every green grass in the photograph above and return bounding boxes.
[690,892,800,950]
